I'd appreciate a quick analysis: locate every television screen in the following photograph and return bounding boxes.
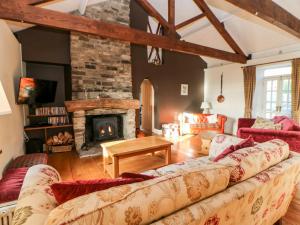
[17,78,57,104]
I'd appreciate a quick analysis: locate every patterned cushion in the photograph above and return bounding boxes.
[251,117,282,130]
[218,139,290,184]
[44,164,231,225]
[5,153,48,172]
[209,135,243,159]
[143,157,214,177]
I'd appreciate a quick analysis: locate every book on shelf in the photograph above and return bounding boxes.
[48,116,69,126]
[35,107,66,116]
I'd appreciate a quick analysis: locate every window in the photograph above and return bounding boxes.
[262,64,292,119]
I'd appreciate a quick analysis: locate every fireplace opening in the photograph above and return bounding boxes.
[85,114,123,147]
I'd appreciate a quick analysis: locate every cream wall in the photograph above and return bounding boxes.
[205,51,300,135]
[0,20,24,175]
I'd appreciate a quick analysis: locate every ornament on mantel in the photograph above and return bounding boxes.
[217,73,225,103]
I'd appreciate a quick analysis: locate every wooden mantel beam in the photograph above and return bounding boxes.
[193,0,246,57]
[0,1,247,63]
[65,99,140,112]
[224,0,300,39]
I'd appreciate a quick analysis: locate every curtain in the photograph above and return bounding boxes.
[292,59,300,124]
[243,66,256,118]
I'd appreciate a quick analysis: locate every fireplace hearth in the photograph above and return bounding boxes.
[68,100,138,158]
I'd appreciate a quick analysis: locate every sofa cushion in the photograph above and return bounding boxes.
[120,172,156,180]
[209,134,243,159]
[273,115,289,123]
[213,145,235,162]
[251,117,282,130]
[51,177,153,205]
[280,118,295,131]
[44,164,231,225]
[213,136,255,162]
[207,114,218,123]
[218,139,290,184]
[0,167,28,204]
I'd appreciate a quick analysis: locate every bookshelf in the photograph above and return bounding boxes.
[24,107,74,153]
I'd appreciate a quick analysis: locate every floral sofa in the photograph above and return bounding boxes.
[11,136,300,225]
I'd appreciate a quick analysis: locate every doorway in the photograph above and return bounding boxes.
[140,79,154,134]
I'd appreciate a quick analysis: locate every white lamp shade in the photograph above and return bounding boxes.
[201,101,211,109]
[0,81,12,116]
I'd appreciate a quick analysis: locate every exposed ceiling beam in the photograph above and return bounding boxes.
[79,0,88,15]
[135,0,175,36]
[193,0,246,57]
[168,0,175,27]
[0,0,247,63]
[175,14,205,30]
[23,0,58,6]
[224,0,300,39]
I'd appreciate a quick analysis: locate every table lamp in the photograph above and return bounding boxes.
[201,101,211,114]
[0,81,12,116]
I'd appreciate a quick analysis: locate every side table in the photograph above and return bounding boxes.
[200,132,217,155]
[162,123,180,138]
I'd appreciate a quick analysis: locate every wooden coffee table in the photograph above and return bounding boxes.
[101,136,173,178]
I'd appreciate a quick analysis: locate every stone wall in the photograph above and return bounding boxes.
[70,0,136,154]
[71,0,132,100]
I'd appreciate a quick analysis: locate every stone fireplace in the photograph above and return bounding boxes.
[67,0,136,157]
[66,99,138,156]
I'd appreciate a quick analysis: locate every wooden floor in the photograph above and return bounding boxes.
[48,135,205,181]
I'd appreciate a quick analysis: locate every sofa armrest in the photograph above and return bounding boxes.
[12,165,61,225]
[217,115,227,134]
[238,118,256,130]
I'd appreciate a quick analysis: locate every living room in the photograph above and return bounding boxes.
[0,0,300,225]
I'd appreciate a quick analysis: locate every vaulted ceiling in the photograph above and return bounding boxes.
[146,0,300,66]
[4,0,300,67]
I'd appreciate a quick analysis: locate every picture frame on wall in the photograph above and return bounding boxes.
[181,84,188,96]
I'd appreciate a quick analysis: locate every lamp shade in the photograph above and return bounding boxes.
[0,81,12,116]
[201,101,211,109]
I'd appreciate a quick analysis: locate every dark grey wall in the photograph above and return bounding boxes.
[26,62,66,106]
[15,27,72,107]
[15,27,70,65]
[130,1,207,129]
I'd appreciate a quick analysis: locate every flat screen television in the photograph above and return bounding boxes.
[17,78,57,104]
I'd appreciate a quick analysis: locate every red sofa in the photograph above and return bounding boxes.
[237,118,300,153]
[181,113,227,134]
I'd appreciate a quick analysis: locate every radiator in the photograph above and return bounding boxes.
[0,204,15,225]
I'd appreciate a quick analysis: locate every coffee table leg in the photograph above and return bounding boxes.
[103,148,107,172]
[165,146,171,165]
[113,156,119,178]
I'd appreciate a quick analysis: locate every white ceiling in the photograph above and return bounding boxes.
[5,0,300,67]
